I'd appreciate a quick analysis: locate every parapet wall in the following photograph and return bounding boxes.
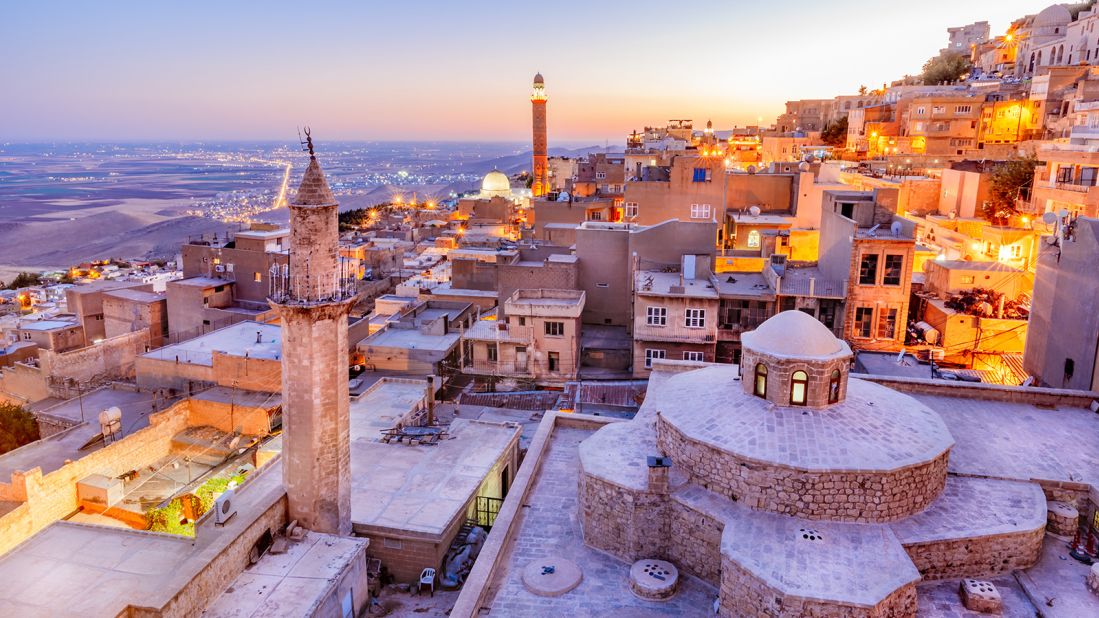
[656,415,950,522]
[902,525,1044,580]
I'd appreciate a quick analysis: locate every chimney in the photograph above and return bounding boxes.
[646,455,671,494]
[425,375,436,426]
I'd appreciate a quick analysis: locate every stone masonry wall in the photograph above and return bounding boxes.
[666,497,725,586]
[658,417,949,522]
[577,472,668,562]
[739,348,850,408]
[901,526,1044,580]
[719,554,918,618]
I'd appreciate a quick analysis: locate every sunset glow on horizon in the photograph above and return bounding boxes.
[2,0,1048,143]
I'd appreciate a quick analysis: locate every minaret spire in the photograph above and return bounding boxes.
[531,73,549,197]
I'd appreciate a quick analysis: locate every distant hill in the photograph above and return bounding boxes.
[461,145,615,176]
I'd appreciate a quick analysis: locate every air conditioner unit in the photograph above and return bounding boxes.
[927,348,945,361]
[226,263,234,273]
[214,489,237,526]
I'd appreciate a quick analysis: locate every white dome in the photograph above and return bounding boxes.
[742,310,847,358]
[1034,4,1071,27]
[480,170,511,198]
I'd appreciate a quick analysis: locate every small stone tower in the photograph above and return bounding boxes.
[269,137,357,535]
[531,72,549,197]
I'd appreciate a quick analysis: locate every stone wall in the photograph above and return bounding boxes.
[210,352,281,393]
[186,397,272,437]
[666,497,724,586]
[577,472,667,562]
[658,417,949,522]
[853,373,1099,409]
[719,554,918,618]
[40,330,149,395]
[739,347,850,408]
[901,526,1044,580]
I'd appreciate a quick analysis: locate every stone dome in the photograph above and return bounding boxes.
[480,169,512,198]
[742,310,846,359]
[1034,4,1071,27]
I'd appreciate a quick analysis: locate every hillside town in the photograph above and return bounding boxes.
[2,4,1099,618]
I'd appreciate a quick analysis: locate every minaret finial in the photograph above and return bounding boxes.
[299,126,315,159]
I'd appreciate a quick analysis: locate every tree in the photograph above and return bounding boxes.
[0,401,40,454]
[921,50,971,85]
[858,85,868,96]
[6,272,41,290]
[984,154,1038,223]
[821,117,848,147]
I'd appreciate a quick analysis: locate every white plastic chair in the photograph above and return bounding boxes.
[419,567,436,597]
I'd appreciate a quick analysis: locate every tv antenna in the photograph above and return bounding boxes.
[298,126,315,158]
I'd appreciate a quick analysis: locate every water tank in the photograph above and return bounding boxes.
[915,322,940,345]
[98,406,122,427]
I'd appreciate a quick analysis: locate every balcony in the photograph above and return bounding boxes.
[1054,180,1094,193]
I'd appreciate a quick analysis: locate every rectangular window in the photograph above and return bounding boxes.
[854,307,874,338]
[878,308,898,340]
[932,105,945,114]
[683,351,704,362]
[883,254,904,286]
[916,106,926,115]
[588,211,603,221]
[383,538,403,550]
[644,348,666,368]
[253,272,262,283]
[690,203,712,219]
[646,306,668,326]
[487,344,498,363]
[595,171,607,180]
[548,351,560,372]
[544,321,565,336]
[955,105,972,114]
[960,275,975,284]
[692,167,711,182]
[859,253,879,285]
[624,202,638,218]
[684,308,706,328]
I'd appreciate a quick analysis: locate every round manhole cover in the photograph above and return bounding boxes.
[521,557,583,597]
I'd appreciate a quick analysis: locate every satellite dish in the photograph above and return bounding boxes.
[890,221,903,237]
[798,161,810,172]
[803,154,815,163]
[747,165,757,175]
[556,191,570,202]
[749,206,762,216]
[1042,211,1058,225]
[1058,209,1070,218]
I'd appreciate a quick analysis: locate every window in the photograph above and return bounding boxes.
[683,351,704,362]
[548,352,560,372]
[253,272,262,283]
[544,321,565,336]
[878,308,898,340]
[916,106,926,115]
[684,308,706,328]
[747,230,761,249]
[960,275,975,284]
[487,344,498,363]
[595,171,607,180]
[931,105,945,114]
[596,282,609,288]
[645,348,666,368]
[21,332,31,341]
[692,167,711,182]
[955,105,972,114]
[690,203,712,219]
[624,202,638,218]
[828,370,841,403]
[646,306,668,326]
[790,370,808,406]
[883,254,903,286]
[854,307,874,338]
[914,122,925,132]
[588,211,603,221]
[518,316,526,326]
[859,254,879,285]
[754,363,768,398]
[1009,244,1022,258]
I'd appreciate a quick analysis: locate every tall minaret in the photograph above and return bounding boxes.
[531,72,548,197]
[269,133,356,535]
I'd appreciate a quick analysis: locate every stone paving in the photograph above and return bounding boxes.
[1016,534,1099,617]
[485,427,718,616]
[654,366,954,472]
[890,476,1046,545]
[913,394,1099,486]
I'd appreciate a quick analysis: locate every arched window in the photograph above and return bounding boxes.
[754,363,767,398]
[747,230,761,249]
[828,369,841,403]
[790,370,808,406]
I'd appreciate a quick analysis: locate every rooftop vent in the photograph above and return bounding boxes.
[797,528,823,542]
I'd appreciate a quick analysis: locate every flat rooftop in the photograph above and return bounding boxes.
[710,271,775,299]
[142,321,281,365]
[103,288,165,303]
[349,417,518,537]
[0,387,179,480]
[17,320,79,331]
[234,228,289,239]
[357,325,459,353]
[635,270,719,299]
[172,276,234,288]
[0,460,287,617]
[349,379,428,438]
[930,259,1025,273]
[204,531,367,618]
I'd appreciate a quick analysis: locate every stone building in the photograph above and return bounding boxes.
[577,310,1048,616]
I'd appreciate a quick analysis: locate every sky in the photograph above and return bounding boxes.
[0,0,1051,143]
